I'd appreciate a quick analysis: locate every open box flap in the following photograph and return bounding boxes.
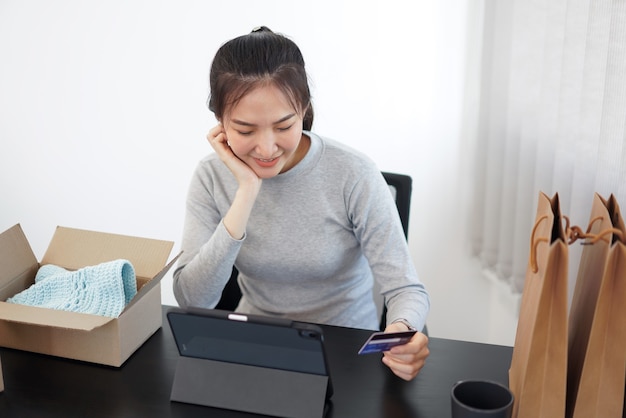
[41,226,174,278]
[122,251,182,314]
[0,302,113,331]
[0,224,39,300]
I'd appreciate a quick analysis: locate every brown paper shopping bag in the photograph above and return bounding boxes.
[567,193,626,418]
[509,192,568,418]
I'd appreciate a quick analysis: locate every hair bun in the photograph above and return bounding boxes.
[251,26,272,33]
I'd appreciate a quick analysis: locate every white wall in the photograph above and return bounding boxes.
[0,1,471,326]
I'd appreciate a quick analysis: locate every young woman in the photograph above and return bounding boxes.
[173,26,430,381]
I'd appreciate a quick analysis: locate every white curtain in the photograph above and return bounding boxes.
[467,0,626,295]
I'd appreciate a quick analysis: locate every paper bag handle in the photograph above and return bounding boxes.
[530,215,625,273]
[566,215,624,245]
[529,215,550,273]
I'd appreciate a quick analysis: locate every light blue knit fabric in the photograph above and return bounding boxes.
[7,259,137,318]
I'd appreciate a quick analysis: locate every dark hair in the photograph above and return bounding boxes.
[208,26,314,131]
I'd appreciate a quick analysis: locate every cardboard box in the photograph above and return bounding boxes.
[0,224,179,367]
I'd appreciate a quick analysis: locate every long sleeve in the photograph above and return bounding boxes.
[348,169,430,331]
[172,157,243,309]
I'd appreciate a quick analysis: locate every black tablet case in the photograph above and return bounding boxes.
[167,307,331,418]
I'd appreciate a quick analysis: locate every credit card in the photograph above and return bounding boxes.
[357,330,417,355]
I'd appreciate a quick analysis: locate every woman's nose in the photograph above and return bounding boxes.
[255,132,278,157]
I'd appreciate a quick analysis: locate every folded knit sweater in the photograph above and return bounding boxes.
[7,259,136,318]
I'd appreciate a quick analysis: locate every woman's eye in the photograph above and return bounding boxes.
[277,124,293,132]
[237,130,253,136]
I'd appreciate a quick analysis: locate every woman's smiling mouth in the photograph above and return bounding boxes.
[254,157,280,168]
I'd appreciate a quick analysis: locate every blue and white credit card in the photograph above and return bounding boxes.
[357,330,417,355]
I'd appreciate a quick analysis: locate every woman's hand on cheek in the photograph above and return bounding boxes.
[381,322,430,381]
[207,124,260,189]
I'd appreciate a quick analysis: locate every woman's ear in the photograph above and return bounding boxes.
[302,102,313,131]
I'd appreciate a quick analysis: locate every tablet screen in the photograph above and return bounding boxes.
[167,308,329,376]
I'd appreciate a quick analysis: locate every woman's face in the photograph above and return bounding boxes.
[222,84,308,179]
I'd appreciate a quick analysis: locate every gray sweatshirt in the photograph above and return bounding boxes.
[173,131,430,331]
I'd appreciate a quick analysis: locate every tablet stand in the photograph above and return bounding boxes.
[170,356,329,418]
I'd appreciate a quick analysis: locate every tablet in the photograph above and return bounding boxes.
[167,307,333,398]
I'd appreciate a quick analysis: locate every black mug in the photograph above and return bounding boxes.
[451,380,513,418]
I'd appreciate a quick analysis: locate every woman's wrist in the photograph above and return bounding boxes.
[392,318,417,332]
[223,181,261,240]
